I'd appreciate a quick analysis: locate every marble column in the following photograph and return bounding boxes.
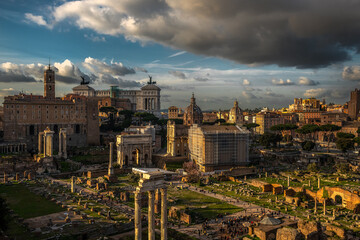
[287,176,290,187]
[43,135,46,155]
[108,142,114,175]
[63,132,67,159]
[71,176,75,193]
[314,197,317,214]
[318,177,321,189]
[148,191,155,240]
[161,188,167,240]
[135,191,142,240]
[58,132,62,157]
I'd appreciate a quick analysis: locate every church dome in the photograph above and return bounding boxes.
[229,100,243,124]
[183,93,203,126]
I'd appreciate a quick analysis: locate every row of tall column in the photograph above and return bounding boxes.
[0,143,27,153]
[135,188,167,240]
[144,98,159,111]
[38,127,54,157]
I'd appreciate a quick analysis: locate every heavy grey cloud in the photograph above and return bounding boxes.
[0,60,87,84]
[168,70,186,79]
[194,77,209,82]
[27,0,360,68]
[342,66,360,81]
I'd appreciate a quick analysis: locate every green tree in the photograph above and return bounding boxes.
[259,132,282,148]
[354,136,360,154]
[307,163,319,173]
[296,124,320,149]
[336,138,354,153]
[320,124,341,152]
[301,141,316,151]
[336,132,355,139]
[270,124,298,143]
[134,112,159,124]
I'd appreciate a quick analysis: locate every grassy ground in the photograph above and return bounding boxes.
[0,183,63,219]
[166,161,184,171]
[168,187,242,222]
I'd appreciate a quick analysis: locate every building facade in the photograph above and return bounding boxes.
[2,66,100,149]
[166,120,189,157]
[255,111,285,134]
[348,89,360,120]
[188,124,249,172]
[73,77,161,115]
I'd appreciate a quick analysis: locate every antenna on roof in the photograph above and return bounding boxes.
[48,57,51,69]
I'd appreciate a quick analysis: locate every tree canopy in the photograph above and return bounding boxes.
[244,123,259,130]
[336,132,355,139]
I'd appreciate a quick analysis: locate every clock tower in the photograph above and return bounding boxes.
[44,64,55,99]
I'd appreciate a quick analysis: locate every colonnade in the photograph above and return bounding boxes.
[135,188,167,240]
[38,127,54,157]
[144,98,159,111]
[0,143,27,154]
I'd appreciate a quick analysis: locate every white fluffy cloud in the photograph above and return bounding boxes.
[298,76,318,86]
[242,79,251,86]
[342,66,360,81]
[304,88,327,98]
[25,13,48,27]
[272,78,295,86]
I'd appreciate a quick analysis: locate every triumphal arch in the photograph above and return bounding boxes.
[116,133,153,168]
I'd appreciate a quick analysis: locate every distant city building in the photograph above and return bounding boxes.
[255,111,285,134]
[183,93,203,126]
[289,97,324,112]
[2,65,100,149]
[188,124,249,172]
[167,106,183,120]
[166,120,188,157]
[348,88,360,120]
[228,100,244,124]
[73,76,161,115]
[203,112,218,123]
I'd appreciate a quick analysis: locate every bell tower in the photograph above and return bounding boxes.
[44,64,55,99]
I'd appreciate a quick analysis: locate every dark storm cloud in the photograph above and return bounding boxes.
[0,70,37,82]
[30,0,360,69]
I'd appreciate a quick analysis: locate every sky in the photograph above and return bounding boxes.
[1,0,360,110]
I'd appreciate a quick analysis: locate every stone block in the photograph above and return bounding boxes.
[276,227,303,240]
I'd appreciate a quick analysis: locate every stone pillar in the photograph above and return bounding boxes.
[155,189,161,214]
[318,177,321,189]
[265,172,268,178]
[38,133,43,154]
[63,131,67,159]
[4,172,7,183]
[58,131,62,157]
[161,188,167,240]
[308,179,311,187]
[323,199,326,215]
[314,198,317,214]
[108,142,114,176]
[71,176,75,193]
[135,191,142,240]
[43,135,46,155]
[148,191,155,240]
[15,173,19,181]
[287,176,290,187]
